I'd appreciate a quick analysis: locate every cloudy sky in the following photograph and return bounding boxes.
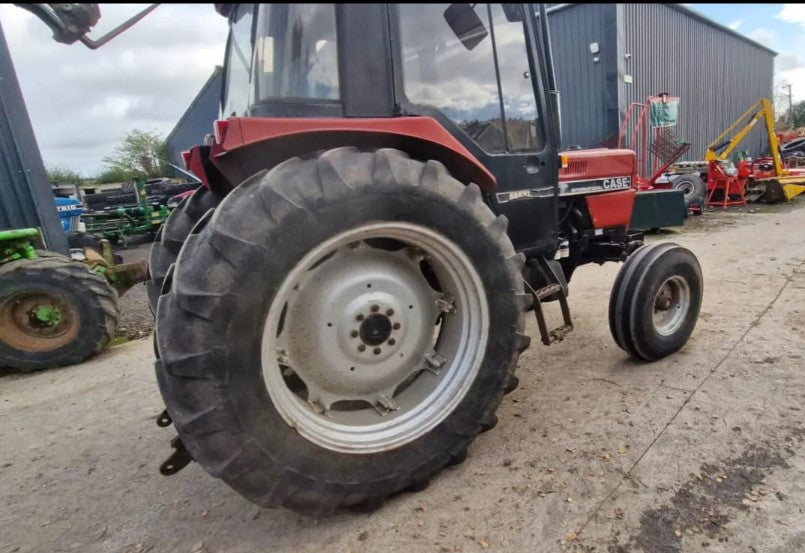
[1,3,804,178]
[692,3,805,104]
[0,4,228,177]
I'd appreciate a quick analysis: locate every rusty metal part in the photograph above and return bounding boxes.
[106,261,148,296]
[0,291,80,352]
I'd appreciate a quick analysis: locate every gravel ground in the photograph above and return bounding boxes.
[115,243,153,341]
[2,201,804,553]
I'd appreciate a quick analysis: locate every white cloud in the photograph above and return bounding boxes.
[777,4,805,26]
[777,53,804,72]
[0,4,228,175]
[728,19,744,30]
[747,27,775,47]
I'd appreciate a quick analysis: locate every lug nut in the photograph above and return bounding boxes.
[350,330,359,338]
[356,314,364,321]
[393,322,401,330]
[373,347,382,355]
[358,344,366,352]
[386,308,394,316]
[370,305,379,313]
[388,338,396,346]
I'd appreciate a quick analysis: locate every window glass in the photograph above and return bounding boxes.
[490,4,543,151]
[254,4,339,101]
[398,4,505,153]
[222,4,254,117]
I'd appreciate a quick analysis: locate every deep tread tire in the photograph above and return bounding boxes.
[146,185,221,313]
[608,243,702,361]
[155,147,530,516]
[0,254,118,372]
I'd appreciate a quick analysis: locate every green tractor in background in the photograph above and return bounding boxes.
[0,227,144,372]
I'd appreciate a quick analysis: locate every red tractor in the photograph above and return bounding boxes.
[138,3,704,516]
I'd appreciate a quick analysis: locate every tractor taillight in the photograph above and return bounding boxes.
[181,150,192,168]
[213,119,229,144]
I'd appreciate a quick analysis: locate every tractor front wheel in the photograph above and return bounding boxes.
[155,148,530,516]
[0,254,118,372]
[609,243,702,361]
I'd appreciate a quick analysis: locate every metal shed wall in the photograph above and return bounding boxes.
[0,23,67,253]
[548,4,616,149]
[164,67,223,169]
[621,3,775,161]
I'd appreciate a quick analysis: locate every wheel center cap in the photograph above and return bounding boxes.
[359,314,392,346]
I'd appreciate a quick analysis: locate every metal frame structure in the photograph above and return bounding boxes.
[0,22,68,253]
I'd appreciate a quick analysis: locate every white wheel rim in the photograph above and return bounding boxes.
[261,222,489,453]
[652,275,690,336]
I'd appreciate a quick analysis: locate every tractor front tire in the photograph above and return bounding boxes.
[0,254,118,372]
[609,243,702,361]
[146,185,222,313]
[155,148,530,516]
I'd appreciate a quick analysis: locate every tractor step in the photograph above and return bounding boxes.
[533,283,563,301]
[527,258,573,346]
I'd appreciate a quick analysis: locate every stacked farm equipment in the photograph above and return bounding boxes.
[81,177,180,245]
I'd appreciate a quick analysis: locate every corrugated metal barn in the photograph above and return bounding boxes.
[164,67,223,170]
[548,3,776,160]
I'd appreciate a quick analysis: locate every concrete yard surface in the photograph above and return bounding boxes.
[1,204,804,553]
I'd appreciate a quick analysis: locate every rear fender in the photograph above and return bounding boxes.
[209,116,497,193]
[184,145,233,197]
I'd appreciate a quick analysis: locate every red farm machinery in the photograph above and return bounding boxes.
[23,3,704,516]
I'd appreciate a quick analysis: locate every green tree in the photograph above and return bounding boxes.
[95,166,136,184]
[776,100,805,130]
[46,164,83,184]
[100,128,168,180]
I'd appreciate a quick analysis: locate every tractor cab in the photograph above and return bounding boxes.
[212,4,561,250]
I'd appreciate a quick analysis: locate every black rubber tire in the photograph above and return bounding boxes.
[0,254,119,372]
[146,185,221,313]
[670,174,706,209]
[608,243,702,361]
[155,147,530,516]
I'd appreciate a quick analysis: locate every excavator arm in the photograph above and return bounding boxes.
[704,98,783,176]
[14,3,159,49]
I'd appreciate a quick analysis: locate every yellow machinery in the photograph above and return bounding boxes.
[705,98,805,202]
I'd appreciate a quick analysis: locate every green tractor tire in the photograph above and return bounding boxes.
[0,253,119,372]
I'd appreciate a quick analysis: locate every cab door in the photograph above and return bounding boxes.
[391,3,559,254]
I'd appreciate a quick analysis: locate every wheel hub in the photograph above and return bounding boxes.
[359,313,392,346]
[652,276,690,336]
[31,305,61,327]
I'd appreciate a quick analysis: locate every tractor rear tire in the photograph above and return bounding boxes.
[146,185,221,313]
[608,243,702,361]
[155,147,530,516]
[0,254,118,372]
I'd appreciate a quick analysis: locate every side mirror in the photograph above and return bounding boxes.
[443,4,488,51]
